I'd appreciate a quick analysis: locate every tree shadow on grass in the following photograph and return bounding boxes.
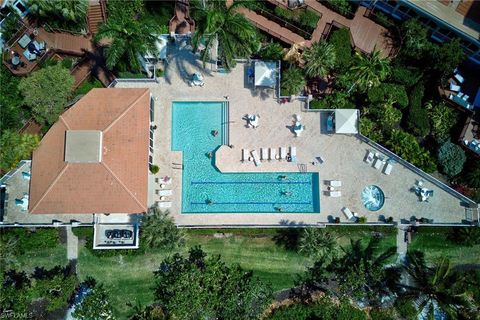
[272,219,304,251]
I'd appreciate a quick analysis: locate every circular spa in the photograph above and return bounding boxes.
[361,185,385,212]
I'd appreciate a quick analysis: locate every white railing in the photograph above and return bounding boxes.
[0,160,31,185]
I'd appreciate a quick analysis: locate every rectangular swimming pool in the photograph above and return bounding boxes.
[171,101,320,213]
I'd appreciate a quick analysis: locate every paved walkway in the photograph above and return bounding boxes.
[66,226,79,260]
[396,225,408,263]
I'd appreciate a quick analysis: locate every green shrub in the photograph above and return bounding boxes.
[373,12,394,29]
[390,65,422,87]
[150,164,160,174]
[407,105,430,137]
[118,71,146,79]
[60,58,73,70]
[326,0,353,18]
[5,228,60,253]
[266,297,366,320]
[437,141,466,177]
[258,41,284,60]
[358,216,367,224]
[274,6,294,21]
[369,308,396,320]
[328,28,352,72]
[74,77,103,96]
[71,227,93,239]
[367,83,408,109]
[360,117,384,143]
[300,9,320,29]
[408,82,424,109]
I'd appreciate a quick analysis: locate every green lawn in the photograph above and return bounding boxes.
[409,230,480,265]
[15,244,68,273]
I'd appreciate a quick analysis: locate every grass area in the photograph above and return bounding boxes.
[74,77,103,96]
[409,228,480,265]
[15,244,68,273]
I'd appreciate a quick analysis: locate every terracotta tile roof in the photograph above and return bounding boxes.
[29,88,150,214]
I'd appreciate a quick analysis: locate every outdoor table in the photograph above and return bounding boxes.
[18,34,31,48]
[11,55,20,66]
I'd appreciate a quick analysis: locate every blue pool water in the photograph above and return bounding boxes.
[171,101,320,213]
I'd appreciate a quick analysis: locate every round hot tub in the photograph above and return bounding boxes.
[361,185,385,212]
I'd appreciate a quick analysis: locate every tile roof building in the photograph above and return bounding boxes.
[29,88,151,215]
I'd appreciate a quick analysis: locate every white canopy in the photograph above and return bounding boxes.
[335,109,359,134]
[254,61,277,88]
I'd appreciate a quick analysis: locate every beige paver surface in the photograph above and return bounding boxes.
[114,43,471,227]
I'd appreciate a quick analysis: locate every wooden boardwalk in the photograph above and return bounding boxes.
[237,0,392,56]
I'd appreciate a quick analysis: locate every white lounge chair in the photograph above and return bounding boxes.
[342,207,354,220]
[294,114,301,121]
[251,150,261,166]
[261,148,268,161]
[269,148,276,161]
[290,147,297,162]
[383,162,393,175]
[158,189,173,196]
[449,83,461,92]
[329,191,341,197]
[373,158,384,169]
[454,73,464,84]
[157,201,172,208]
[329,180,342,187]
[280,147,287,160]
[364,150,374,164]
[242,149,249,162]
[462,94,469,101]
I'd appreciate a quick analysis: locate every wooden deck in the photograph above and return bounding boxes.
[3,26,94,76]
[237,0,393,56]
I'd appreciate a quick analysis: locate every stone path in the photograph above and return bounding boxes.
[396,225,408,263]
[66,226,79,260]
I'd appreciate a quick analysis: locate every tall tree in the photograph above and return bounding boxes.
[348,50,391,92]
[401,19,432,59]
[191,0,259,71]
[29,0,88,25]
[400,251,477,319]
[18,64,74,126]
[73,281,115,320]
[141,208,185,250]
[95,0,159,72]
[0,130,39,171]
[281,66,306,96]
[154,247,271,320]
[302,41,336,78]
[299,228,337,262]
[437,141,466,178]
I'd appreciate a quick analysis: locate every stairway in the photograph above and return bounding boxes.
[87,0,107,34]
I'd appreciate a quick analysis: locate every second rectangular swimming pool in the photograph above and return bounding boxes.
[171,101,320,213]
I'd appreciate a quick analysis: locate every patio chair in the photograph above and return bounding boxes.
[316,156,325,164]
[290,147,297,163]
[280,147,287,160]
[454,73,464,84]
[329,180,342,187]
[261,148,268,161]
[383,162,393,175]
[251,150,261,166]
[15,199,24,206]
[449,83,461,92]
[373,158,384,170]
[426,190,434,197]
[158,190,173,196]
[22,171,31,180]
[462,94,469,101]
[329,190,341,197]
[364,150,374,164]
[342,207,353,220]
[269,148,276,161]
[157,201,172,208]
[242,149,249,162]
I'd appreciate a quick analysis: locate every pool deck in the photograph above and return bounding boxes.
[114,41,475,226]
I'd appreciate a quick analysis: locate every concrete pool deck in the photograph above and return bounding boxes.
[114,42,476,226]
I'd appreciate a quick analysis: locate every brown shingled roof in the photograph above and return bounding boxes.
[29,88,150,214]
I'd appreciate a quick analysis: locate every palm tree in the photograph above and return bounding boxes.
[191,1,259,71]
[299,228,338,262]
[400,250,476,319]
[348,49,391,92]
[281,66,306,96]
[302,41,336,78]
[94,13,159,72]
[141,207,185,250]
